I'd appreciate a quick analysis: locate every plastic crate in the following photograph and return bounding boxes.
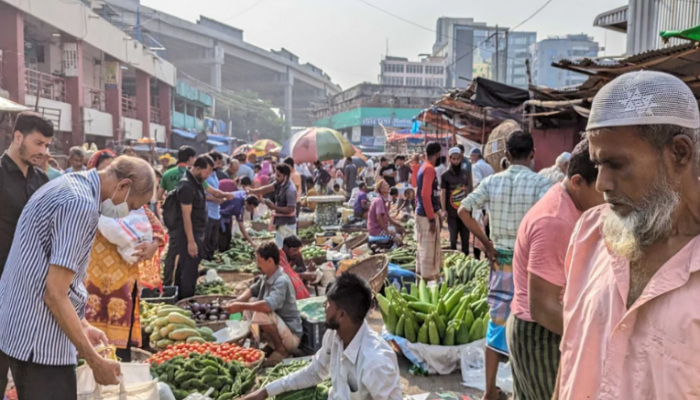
[300,317,327,354]
[141,286,178,305]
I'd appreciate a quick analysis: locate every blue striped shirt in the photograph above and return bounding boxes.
[0,169,101,365]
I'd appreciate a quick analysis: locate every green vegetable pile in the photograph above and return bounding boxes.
[388,248,415,271]
[378,277,489,346]
[298,225,323,241]
[196,280,233,296]
[443,253,490,292]
[151,353,257,400]
[301,245,325,259]
[247,229,275,240]
[212,239,256,263]
[141,303,216,351]
[201,260,259,274]
[260,360,330,400]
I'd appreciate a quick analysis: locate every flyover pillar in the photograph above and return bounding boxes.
[284,69,294,135]
[209,44,224,92]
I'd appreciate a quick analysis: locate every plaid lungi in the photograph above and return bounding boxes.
[415,215,443,280]
[506,314,561,400]
[488,249,514,326]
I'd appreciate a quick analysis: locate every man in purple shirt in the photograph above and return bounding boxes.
[353,182,370,219]
[219,190,259,250]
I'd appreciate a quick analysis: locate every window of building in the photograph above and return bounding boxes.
[407,64,423,74]
[383,76,404,86]
[383,63,405,73]
[406,77,423,86]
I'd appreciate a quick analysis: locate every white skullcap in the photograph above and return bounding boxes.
[448,147,461,156]
[556,152,571,164]
[587,70,700,131]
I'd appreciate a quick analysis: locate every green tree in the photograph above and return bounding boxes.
[219,89,287,144]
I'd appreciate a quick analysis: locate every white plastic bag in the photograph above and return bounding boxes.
[183,388,215,400]
[98,208,153,264]
[77,378,158,400]
[77,363,151,393]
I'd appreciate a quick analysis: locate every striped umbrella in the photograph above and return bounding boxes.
[279,127,355,163]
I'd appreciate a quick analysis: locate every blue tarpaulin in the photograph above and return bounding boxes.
[172,129,197,139]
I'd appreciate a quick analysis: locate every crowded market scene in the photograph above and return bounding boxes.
[3,0,700,399]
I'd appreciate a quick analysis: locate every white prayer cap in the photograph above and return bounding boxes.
[587,70,700,131]
[556,152,571,165]
[448,147,461,156]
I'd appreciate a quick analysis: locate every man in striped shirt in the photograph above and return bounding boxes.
[0,157,155,399]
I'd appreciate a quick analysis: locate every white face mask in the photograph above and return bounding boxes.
[101,185,131,219]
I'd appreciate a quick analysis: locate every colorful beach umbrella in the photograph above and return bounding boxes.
[279,127,355,163]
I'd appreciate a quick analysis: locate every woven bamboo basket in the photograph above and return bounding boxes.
[344,254,389,293]
[310,255,328,265]
[297,220,314,230]
[251,221,270,232]
[130,348,152,363]
[484,119,522,172]
[336,233,368,250]
[176,295,237,332]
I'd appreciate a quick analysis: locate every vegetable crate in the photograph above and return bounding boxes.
[300,317,327,354]
[141,286,178,305]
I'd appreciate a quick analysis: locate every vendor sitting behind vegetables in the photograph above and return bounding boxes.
[240,273,403,400]
[224,242,302,365]
[368,179,405,244]
[282,235,321,284]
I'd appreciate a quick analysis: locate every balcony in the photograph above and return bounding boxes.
[122,96,137,119]
[83,86,106,111]
[172,110,204,131]
[25,68,65,102]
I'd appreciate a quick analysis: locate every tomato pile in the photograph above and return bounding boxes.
[149,342,263,365]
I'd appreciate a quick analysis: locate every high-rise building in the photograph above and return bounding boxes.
[431,17,536,89]
[378,55,448,88]
[529,34,599,88]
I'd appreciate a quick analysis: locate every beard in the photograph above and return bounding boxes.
[602,167,680,261]
[18,141,41,167]
[451,163,461,172]
[324,313,340,331]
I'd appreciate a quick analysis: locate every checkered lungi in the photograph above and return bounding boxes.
[415,215,443,280]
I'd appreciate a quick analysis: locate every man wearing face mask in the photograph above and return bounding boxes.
[0,157,155,399]
[163,155,216,299]
[240,272,403,400]
[441,147,474,256]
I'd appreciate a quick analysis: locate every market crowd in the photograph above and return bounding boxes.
[1,68,700,400]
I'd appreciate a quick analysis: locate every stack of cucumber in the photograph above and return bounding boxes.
[387,248,416,271]
[141,303,216,350]
[377,278,490,346]
[443,253,490,292]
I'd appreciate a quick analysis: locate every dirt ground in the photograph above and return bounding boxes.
[366,308,485,399]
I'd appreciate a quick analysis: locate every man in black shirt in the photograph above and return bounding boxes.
[163,154,214,299]
[313,160,331,194]
[378,157,397,187]
[209,150,229,180]
[0,112,53,278]
[441,147,473,255]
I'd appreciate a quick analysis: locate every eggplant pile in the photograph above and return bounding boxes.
[181,300,231,323]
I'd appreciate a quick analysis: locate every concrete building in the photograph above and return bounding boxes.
[431,17,536,89]
[312,83,443,151]
[530,35,599,88]
[0,0,175,152]
[379,55,448,88]
[97,0,341,132]
[594,0,700,55]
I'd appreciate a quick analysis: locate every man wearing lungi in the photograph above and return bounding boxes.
[458,131,552,400]
[415,142,443,281]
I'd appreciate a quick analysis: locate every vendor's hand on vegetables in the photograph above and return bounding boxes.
[236,388,267,400]
[84,324,109,347]
[133,241,159,262]
[188,241,198,258]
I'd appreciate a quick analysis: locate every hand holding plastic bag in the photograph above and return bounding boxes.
[98,208,153,264]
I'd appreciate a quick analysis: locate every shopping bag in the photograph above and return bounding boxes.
[76,363,151,394]
[98,208,153,264]
[77,379,159,400]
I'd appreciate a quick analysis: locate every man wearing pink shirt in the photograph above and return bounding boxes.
[554,70,700,400]
[507,140,603,400]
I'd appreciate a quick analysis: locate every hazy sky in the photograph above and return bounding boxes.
[142,0,629,89]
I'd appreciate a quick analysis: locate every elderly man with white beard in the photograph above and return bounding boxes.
[553,70,700,400]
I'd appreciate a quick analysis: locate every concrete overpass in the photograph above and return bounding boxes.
[96,0,342,130]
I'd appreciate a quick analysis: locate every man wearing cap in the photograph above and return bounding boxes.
[554,71,700,399]
[441,147,473,255]
[159,154,176,172]
[539,152,570,184]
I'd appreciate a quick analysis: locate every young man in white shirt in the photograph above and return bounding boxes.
[240,273,403,400]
